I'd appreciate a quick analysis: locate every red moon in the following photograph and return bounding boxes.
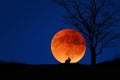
[51,29,86,63]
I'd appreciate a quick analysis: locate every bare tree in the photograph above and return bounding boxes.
[53,0,120,65]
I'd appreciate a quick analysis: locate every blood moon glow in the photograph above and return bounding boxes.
[51,29,86,63]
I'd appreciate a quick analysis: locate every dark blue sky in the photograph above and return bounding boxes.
[0,0,120,65]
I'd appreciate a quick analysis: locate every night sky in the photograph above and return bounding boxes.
[0,0,120,65]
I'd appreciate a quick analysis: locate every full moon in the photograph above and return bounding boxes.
[51,29,86,63]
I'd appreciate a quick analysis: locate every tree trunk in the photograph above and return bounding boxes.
[90,47,96,65]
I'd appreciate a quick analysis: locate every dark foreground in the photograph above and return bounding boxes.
[0,60,120,79]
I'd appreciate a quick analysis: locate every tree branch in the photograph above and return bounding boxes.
[54,0,120,58]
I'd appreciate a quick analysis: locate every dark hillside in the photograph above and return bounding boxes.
[0,59,120,79]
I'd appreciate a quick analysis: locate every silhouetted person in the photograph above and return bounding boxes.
[65,57,71,64]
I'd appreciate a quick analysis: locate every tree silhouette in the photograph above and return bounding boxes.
[53,0,120,65]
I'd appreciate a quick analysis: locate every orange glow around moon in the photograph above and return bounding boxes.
[51,29,86,63]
